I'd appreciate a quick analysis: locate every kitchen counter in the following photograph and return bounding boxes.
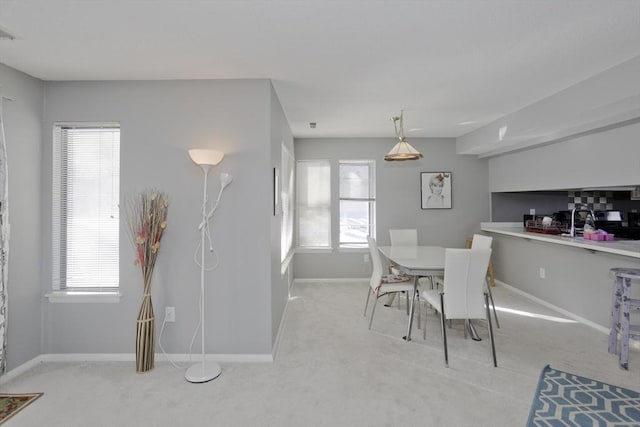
[481,222,640,259]
[480,222,640,330]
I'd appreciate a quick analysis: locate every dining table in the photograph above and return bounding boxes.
[377,245,445,341]
[378,244,484,342]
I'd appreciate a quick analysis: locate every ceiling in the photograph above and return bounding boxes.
[1,0,639,139]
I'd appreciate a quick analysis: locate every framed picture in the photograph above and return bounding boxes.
[273,167,280,216]
[421,172,452,209]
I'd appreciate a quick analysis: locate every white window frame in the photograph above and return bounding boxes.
[339,160,376,249]
[48,122,121,303]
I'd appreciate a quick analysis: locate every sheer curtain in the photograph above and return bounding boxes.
[0,93,11,375]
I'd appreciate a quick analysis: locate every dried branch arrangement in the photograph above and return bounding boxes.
[126,190,169,373]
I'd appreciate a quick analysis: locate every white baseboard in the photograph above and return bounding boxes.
[496,280,610,334]
[0,352,273,384]
[0,354,46,384]
[271,295,291,361]
[294,278,368,285]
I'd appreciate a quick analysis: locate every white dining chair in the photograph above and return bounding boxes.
[364,236,415,330]
[389,229,418,246]
[386,229,432,309]
[470,233,499,328]
[385,229,416,308]
[421,248,497,367]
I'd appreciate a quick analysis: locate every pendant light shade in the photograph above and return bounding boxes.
[384,111,423,161]
[384,139,423,161]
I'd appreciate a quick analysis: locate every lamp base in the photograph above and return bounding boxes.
[185,361,222,383]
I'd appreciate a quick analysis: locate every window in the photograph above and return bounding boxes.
[296,160,331,249]
[339,160,375,248]
[52,123,120,292]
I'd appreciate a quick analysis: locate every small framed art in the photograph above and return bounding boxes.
[421,172,452,209]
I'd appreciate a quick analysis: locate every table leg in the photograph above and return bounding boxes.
[468,320,482,341]
[404,275,419,341]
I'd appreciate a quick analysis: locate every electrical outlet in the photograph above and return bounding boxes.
[165,306,175,322]
[530,208,536,215]
[539,268,546,279]
[364,253,370,263]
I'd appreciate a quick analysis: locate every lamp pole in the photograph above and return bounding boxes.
[185,163,222,383]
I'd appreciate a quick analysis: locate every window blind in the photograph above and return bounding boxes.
[296,160,331,248]
[52,124,120,289]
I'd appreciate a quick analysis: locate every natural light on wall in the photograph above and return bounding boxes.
[281,144,294,262]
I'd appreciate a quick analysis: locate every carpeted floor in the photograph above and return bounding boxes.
[0,282,638,426]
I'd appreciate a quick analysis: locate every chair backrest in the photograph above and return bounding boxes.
[442,248,492,320]
[367,236,383,290]
[471,233,493,249]
[389,229,418,246]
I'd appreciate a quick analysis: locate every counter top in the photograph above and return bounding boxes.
[481,222,640,259]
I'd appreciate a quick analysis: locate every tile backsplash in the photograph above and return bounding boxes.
[568,191,613,211]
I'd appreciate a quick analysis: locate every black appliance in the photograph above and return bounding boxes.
[625,212,640,240]
[594,210,623,235]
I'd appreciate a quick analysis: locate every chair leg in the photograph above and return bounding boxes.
[364,288,372,317]
[417,292,421,330]
[405,292,410,315]
[485,292,497,367]
[383,293,396,308]
[486,277,500,328]
[423,300,428,340]
[440,293,449,368]
[368,296,379,330]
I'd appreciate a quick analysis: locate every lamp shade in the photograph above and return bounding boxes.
[220,172,233,189]
[384,139,423,161]
[188,149,224,166]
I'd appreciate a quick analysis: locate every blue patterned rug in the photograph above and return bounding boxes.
[527,365,640,426]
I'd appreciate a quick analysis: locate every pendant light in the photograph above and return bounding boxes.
[384,110,423,161]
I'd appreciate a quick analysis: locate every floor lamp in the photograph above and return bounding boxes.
[186,148,233,383]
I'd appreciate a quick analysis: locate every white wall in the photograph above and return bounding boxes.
[490,234,639,328]
[465,55,640,330]
[41,79,278,356]
[0,64,44,371]
[488,121,640,192]
[457,55,640,157]
[294,137,490,279]
[269,83,294,347]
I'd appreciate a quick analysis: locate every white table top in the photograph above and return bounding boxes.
[378,245,446,275]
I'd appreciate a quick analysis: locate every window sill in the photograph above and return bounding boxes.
[295,247,333,254]
[45,290,122,303]
[281,249,295,275]
[338,246,368,252]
